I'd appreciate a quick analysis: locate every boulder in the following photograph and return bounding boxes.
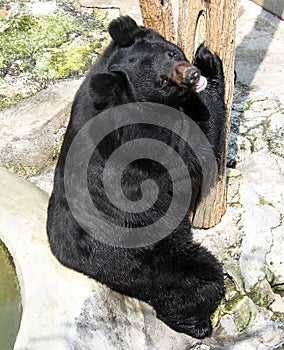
[0,80,81,175]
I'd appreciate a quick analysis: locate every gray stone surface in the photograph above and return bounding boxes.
[0,79,81,174]
[235,0,284,89]
[0,0,108,110]
[0,0,284,349]
[79,0,142,23]
[239,153,283,290]
[252,0,284,20]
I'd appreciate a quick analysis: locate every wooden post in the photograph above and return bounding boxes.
[178,0,237,228]
[139,0,237,228]
[139,0,176,42]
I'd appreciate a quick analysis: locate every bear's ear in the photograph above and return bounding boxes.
[108,16,139,47]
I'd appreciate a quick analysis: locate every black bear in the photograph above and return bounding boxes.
[47,16,226,339]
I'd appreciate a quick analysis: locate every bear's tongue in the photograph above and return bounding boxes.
[195,75,207,93]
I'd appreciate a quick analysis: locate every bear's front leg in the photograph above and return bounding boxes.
[193,44,225,96]
[180,45,227,168]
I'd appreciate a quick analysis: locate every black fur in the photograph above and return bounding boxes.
[47,16,226,339]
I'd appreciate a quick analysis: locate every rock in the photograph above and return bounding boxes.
[224,295,273,335]
[236,0,284,89]
[270,294,284,313]
[28,163,56,195]
[266,226,284,287]
[0,167,195,350]
[238,153,284,291]
[267,112,284,158]
[215,294,274,347]
[224,276,240,302]
[225,296,254,332]
[250,279,275,308]
[230,86,284,166]
[258,324,284,349]
[0,0,108,109]
[223,257,246,294]
[227,132,238,168]
[0,79,81,173]
[216,314,238,337]
[239,202,277,291]
[78,0,142,23]
[190,345,211,350]
[226,168,242,207]
[239,91,283,158]
[235,319,284,350]
[29,1,58,15]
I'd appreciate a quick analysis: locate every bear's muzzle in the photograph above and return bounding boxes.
[171,61,207,92]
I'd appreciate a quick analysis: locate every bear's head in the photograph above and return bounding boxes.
[89,16,207,108]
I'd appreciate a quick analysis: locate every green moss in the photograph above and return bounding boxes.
[224,294,245,313]
[249,136,257,153]
[210,302,224,328]
[2,162,40,178]
[273,283,284,292]
[224,276,239,302]
[0,7,109,109]
[52,128,65,161]
[227,168,242,178]
[0,12,105,77]
[35,40,102,79]
[225,295,253,332]
[250,280,275,307]
[258,196,274,207]
[244,99,253,111]
[56,43,96,77]
[0,92,34,110]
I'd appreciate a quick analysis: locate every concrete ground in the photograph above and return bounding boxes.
[236,0,284,90]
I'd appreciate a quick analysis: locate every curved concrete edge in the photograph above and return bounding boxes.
[0,168,98,350]
[0,168,194,350]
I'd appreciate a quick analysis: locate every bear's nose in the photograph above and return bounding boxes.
[184,67,200,86]
[171,61,201,89]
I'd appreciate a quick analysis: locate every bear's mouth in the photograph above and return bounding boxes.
[171,61,207,93]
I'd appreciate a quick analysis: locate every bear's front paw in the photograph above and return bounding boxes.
[176,317,213,339]
[193,44,223,80]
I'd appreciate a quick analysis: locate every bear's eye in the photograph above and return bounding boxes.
[168,52,178,59]
[160,75,169,88]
